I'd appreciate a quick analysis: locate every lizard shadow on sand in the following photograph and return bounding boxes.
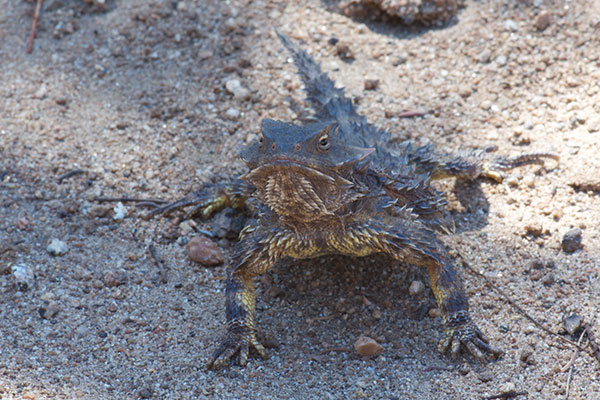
[258,253,441,360]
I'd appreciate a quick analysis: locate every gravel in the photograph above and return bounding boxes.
[1,0,599,399]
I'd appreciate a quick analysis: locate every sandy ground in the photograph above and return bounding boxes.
[1,0,599,399]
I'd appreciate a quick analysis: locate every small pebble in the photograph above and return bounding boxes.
[224,78,250,100]
[267,286,282,298]
[542,273,555,286]
[524,223,543,237]
[530,270,543,281]
[113,202,127,221]
[354,335,383,357]
[561,228,582,253]
[92,279,104,289]
[527,259,545,270]
[73,265,92,281]
[522,175,535,187]
[428,307,441,318]
[563,314,583,335]
[458,85,472,98]
[34,84,48,99]
[519,347,533,362]
[103,270,127,287]
[12,264,34,291]
[520,346,536,366]
[587,116,600,132]
[335,42,354,60]
[535,12,552,31]
[364,79,379,90]
[499,382,516,393]
[87,205,111,218]
[47,238,68,256]
[503,19,518,32]
[210,209,245,239]
[139,387,153,398]
[496,55,507,66]
[478,371,494,382]
[477,50,491,63]
[224,107,240,121]
[408,280,425,296]
[186,236,224,266]
[38,302,60,319]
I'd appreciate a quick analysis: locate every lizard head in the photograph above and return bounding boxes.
[239,119,374,221]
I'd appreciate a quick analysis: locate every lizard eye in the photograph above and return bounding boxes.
[318,135,330,151]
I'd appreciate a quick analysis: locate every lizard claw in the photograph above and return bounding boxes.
[440,320,503,362]
[207,332,268,370]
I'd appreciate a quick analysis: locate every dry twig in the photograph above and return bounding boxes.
[319,347,351,355]
[397,110,428,118]
[57,169,85,183]
[27,0,44,53]
[93,196,167,209]
[423,365,454,372]
[565,329,586,400]
[483,391,528,400]
[584,323,600,364]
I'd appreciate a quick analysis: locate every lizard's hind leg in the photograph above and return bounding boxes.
[403,143,559,183]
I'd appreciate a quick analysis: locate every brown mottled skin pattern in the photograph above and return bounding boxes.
[151,33,558,369]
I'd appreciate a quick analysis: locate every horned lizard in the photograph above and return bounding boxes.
[151,33,557,369]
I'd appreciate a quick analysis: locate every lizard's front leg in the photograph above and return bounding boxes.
[351,215,503,361]
[148,179,252,220]
[207,227,281,369]
[207,270,267,369]
[426,262,503,361]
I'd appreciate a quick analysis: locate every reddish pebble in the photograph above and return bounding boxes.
[186,236,224,266]
[354,335,384,357]
[16,217,30,231]
[535,12,551,31]
[103,270,127,287]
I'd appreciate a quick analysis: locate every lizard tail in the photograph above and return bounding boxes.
[277,31,358,121]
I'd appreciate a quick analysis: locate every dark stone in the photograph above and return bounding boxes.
[561,228,583,253]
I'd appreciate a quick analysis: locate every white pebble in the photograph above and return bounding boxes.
[496,55,507,66]
[224,79,250,100]
[12,264,35,290]
[47,238,68,256]
[113,202,127,221]
[503,19,518,32]
[409,280,425,296]
[225,107,241,121]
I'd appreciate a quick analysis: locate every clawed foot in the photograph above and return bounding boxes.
[440,320,503,362]
[482,153,559,183]
[207,331,268,370]
[146,189,229,220]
